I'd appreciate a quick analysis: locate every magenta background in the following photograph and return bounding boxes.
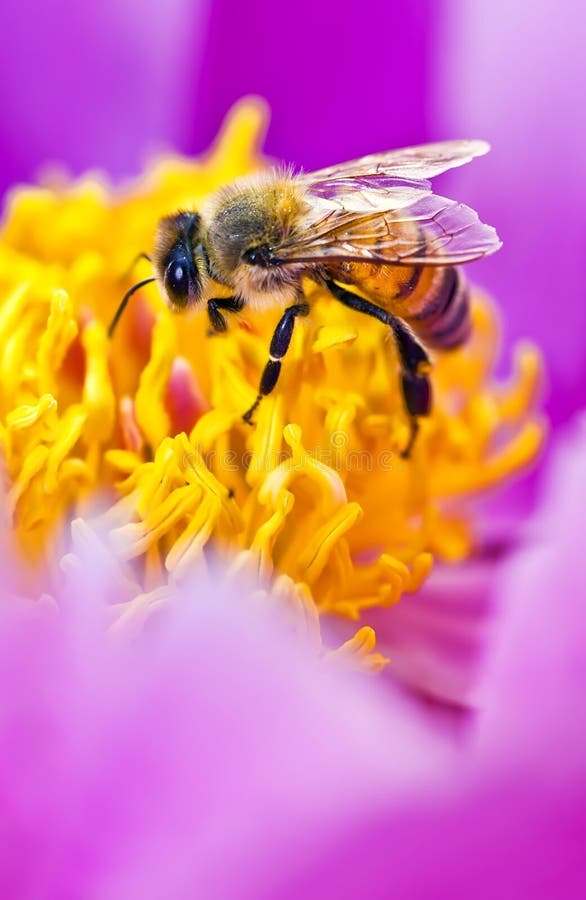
[0,0,584,423]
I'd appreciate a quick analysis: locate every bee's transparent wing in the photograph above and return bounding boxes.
[304,176,427,213]
[300,140,489,190]
[275,192,501,266]
[271,142,498,266]
[295,140,490,214]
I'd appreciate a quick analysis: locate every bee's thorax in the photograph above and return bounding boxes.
[201,172,309,308]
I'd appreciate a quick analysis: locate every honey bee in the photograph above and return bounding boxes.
[110,141,500,456]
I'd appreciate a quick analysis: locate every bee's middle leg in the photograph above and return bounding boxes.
[325,280,431,457]
[242,301,309,424]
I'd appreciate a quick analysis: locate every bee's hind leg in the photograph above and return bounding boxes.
[242,301,309,425]
[390,317,432,458]
[398,375,430,458]
[325,280,431,458]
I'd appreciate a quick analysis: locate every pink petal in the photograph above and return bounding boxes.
[0,547,447,898]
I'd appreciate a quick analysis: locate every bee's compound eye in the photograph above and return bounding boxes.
[164,257,190,306]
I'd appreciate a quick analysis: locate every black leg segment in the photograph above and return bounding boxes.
[207,296,244,333]
[326,280,431,457]
[243,301,309,424]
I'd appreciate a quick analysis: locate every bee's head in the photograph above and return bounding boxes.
[153,211,209,310]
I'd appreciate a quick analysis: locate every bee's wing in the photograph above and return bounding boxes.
[298,140,490,196]
[275,193,501,266]
[274,142,499,266]
[296,140,492,215]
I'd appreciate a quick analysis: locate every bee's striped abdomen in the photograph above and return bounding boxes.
[403,266,471,350]
[326,260,471,352]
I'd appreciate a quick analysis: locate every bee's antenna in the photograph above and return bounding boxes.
[120,252,152,283]
[108,277,156,338]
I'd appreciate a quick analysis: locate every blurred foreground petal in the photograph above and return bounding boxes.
[0,549,450,899]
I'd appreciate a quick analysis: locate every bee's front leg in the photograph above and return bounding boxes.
[242,301,309,425]
[207,296,244,334]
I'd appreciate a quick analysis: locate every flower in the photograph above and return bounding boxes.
[0,99,545,664]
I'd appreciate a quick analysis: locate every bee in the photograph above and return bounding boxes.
[109,141,501,456]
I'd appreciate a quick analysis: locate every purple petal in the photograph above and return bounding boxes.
[478,415,586,766]
[0,0,205,194]
[434,1,586,424]
[191,1,438,168]
[0,551,448,898]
